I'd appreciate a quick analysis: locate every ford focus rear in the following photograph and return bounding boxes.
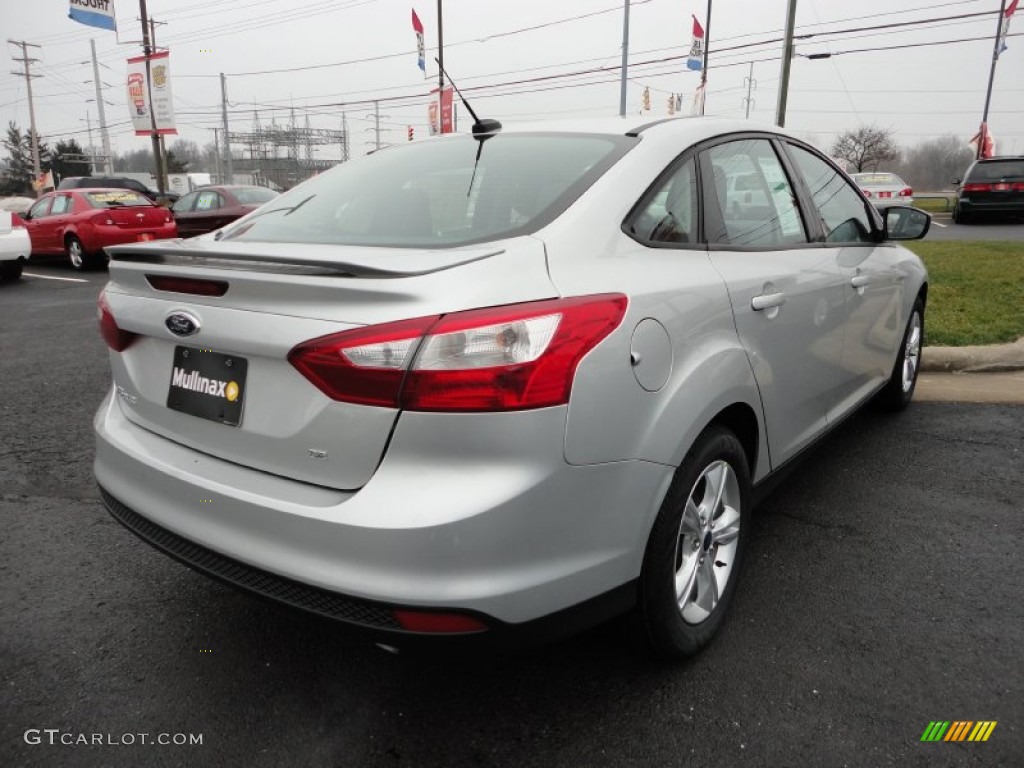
[95,118,928,657]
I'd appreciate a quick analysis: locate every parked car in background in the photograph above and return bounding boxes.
[851,172,913,209]
[171,185,280,238]
[22,188,177,270]
[95,117,930,658]
[58,176,180,205]
[0,210,30,281]
[0,196,36,217]
[952,156,1024,223]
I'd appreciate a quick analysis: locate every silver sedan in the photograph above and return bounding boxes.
[851,171,914,209]
[94,117,930,658]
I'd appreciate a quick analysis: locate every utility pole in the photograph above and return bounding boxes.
[8,39,43,189]
[341,113,349,162]
[437,0,445,132]
[978,0,1009,158]
[212,128,222,183]
[149,18,169,189]
[699,0,712,114]
[89,39,113,174]
[742,62,756,119]
[139,0,167,197]
[775,0,798,127]
[619,0,631,116]
[220,72,233,182]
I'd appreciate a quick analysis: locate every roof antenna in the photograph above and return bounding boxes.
[434,57,502,138]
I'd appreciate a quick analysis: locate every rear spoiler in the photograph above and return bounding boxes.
[106,241,505,279]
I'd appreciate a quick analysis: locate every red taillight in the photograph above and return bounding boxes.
[97,290,137,352]
[288,294,628,412]
[963,182,993,192]
[146,275,228,296]
[899,187,913,197]
[288,316,441,407]
[391,610,488,633]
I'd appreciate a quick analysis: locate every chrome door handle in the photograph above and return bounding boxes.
[751,292,787,311]
[850,275,871,289]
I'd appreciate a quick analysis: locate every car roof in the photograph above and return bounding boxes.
[436,115,805,144]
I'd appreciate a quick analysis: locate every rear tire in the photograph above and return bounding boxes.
[66,236,103,271]
[636,426,751,660]
[877,298,924,412]
[953,205,971,225]
[0,258,23,281]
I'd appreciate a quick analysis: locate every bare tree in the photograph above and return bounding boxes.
[830,125,900,172]
[894,135,974,190]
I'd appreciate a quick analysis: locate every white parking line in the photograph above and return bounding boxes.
[932,221,947,228]
[23,272,89,283]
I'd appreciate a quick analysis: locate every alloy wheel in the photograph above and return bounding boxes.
[673,459,742,624]
[902,311,922,393]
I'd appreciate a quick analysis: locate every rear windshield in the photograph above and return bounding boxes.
[967,160,1024,180]
[852,173,901,185]
[221,132,636,248]
[84,191,152,208]
[233,187,279,205]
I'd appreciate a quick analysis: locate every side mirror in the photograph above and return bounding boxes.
[883,206,930,241]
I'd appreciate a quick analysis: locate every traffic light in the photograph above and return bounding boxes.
[408,125,414,141]
[642,87,650,111]
[667,94,676,115]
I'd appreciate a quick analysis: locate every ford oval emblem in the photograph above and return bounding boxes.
[165,311,200,337]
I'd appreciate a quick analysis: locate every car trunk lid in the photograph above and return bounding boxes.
[102,236,556,490]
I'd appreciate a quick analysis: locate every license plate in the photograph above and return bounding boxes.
[880,191,892,198]
[167,347,248,426]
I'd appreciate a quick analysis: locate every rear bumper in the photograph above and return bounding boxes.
[88,225,178,251]
[957,198,1024,215]
[93,388,671,629]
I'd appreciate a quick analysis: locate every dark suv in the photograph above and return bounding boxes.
[57,176,180,205]
[952,157,1024,224]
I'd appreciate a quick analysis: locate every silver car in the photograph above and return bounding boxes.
[851,171,914,209]
[94,117,930,658]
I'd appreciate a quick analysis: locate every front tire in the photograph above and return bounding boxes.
[637,426,752,660]
[877,298,924,412]
[0,258,23,281]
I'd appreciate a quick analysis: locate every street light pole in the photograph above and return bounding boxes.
[89,38,113,174]
[138,0,166,197]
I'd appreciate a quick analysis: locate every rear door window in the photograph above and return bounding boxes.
[50,195,73,215]
[703,139,807,247]
[195,191,224,211]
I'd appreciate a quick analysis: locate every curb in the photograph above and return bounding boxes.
[921,337,1024,374]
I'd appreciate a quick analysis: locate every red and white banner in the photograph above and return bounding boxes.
[412,8,426,72]
[428,87,454,135]
[687,15,705,71]
[126,50,177,136]
[998,0,1018,56]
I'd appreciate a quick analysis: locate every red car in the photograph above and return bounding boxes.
[171,185,280,238]
[22,188,178,270]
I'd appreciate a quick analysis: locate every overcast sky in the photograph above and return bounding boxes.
[2,0,1022,162]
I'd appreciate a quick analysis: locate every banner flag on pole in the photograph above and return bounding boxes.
[998,0,1018,56]
[412,9,426,72]
[691,82,706,115]
[687,15,705,71]
[126,51,178,136]
[68,0,117,31]
[969,123,995,158]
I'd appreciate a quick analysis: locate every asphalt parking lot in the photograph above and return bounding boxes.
[1,263,1022,768]
[922,213,1023,241]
